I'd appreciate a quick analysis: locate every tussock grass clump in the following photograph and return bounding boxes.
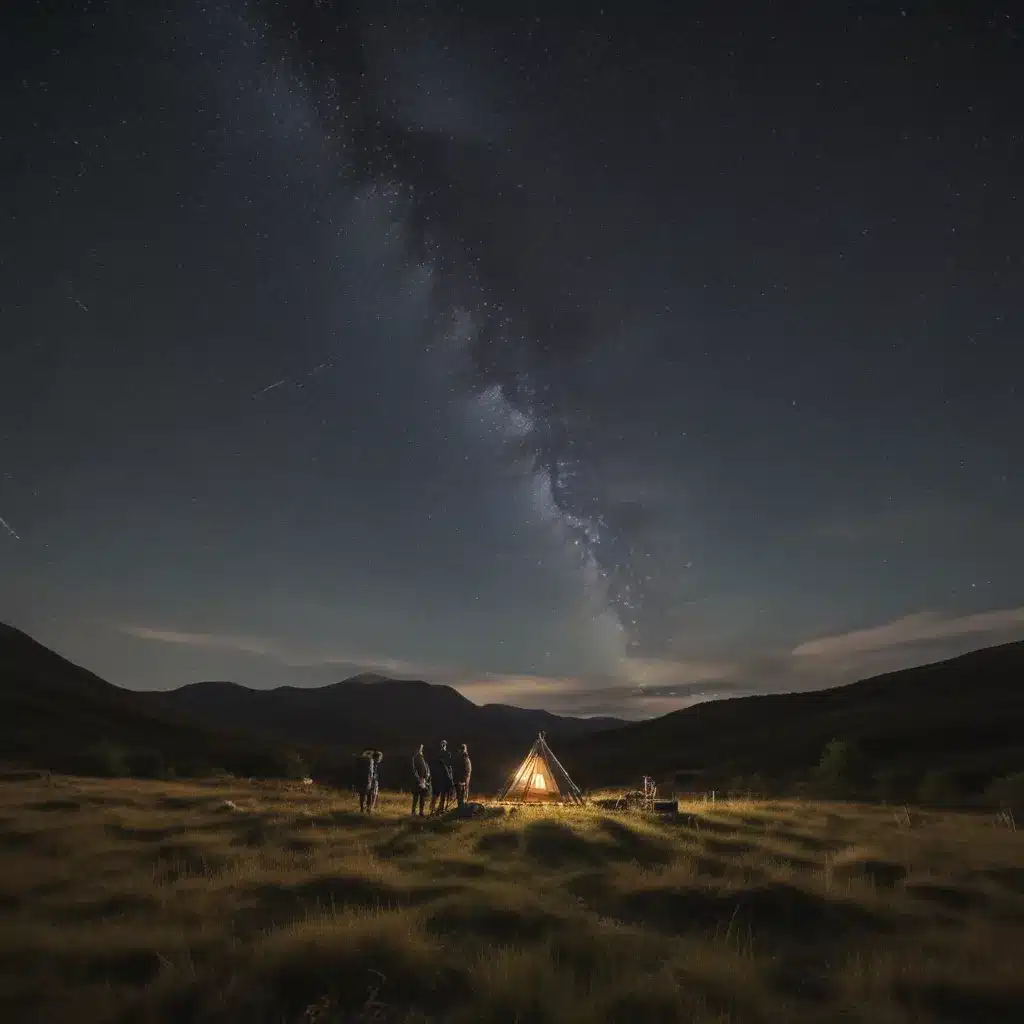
[0,779,1023,1022]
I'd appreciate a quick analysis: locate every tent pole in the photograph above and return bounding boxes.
[539,738,585,804]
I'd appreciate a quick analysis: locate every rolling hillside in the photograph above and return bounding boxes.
[146,678,624,789]
[0,624,296,778]
[561,641,1024,791]
[3,621,1022,795]
[0,623,622,788]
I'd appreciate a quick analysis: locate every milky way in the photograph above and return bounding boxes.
[256,1,653,655]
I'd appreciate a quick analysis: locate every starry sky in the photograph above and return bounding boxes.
[2,2,1022,719]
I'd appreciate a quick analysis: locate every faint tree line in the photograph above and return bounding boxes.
[714,736,1023,812]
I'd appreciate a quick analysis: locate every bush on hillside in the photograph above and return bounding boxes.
[126,748,167,779]
[81,741,131,778]
[986,772,1024,814]
[872,767,906,803]
[916,770,964,808]
[813,738,871,798]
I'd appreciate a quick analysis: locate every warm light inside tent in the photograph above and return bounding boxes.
[532,772,546,790]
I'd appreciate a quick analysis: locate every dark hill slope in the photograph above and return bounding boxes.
[564,641,1024,788]
[159,680,622,744]
[149,679,624,789]
[0,624,294,777]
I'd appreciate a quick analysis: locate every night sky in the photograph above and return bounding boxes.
[2,2,1022,719]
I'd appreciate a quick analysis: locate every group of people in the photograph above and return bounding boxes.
[411,740,472,816]
[354,741,472,816]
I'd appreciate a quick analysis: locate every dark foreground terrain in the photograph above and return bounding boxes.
[1,776,1022,1023]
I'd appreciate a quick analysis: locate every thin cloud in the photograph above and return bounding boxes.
[117,625,280,658]
[619,655,736,688]
[792,607,1024,658]
[452,666,752,719]
[115,623,429,679]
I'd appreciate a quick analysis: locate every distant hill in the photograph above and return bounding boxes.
[153,679,623,744]
[0,623,624,788]
[4,621,1021,796]
[146,677,625,789]
[563,641,1024,791]
[0,623,300,778]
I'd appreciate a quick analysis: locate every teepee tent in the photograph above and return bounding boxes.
[497,732,585,804]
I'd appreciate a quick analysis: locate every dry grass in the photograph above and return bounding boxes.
[1,777,1023,1023]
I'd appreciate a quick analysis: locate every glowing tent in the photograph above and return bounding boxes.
[497,732,585,805]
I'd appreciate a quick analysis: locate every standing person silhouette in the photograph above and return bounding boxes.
[360,750,382,813]
[454,743,472,808]
[411,744,431,816]
[429,740,454,815]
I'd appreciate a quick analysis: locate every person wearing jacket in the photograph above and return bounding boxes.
[454,743,472,807]
[429,740,455,815]
[411,743,431,816]
[359,750,382,813]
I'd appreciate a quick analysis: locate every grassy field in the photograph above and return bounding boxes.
[1,777,1022,1023]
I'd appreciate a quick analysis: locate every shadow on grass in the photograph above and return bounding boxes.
[431,859,490,879]
[566,870,613,902]
[234,943,471,1024]
[770,829,848,854]
[769,958,835,1004]
[616,882,889,942]
[597,818,677,866]
[231,821,273,848]
[894,979,1024,1024]
[761,851,821,873]
[23,799,82,812]
[0,829,39,850]
[703,837,758,857]
[0,828,69,856]
[676,814,747,837]
[234,875,454,935]
[297,810,384,831]
[692,855,739,879]
[53,892,161,922]
[831,858,907,888]
[904,882,989,913]
[523,821,607,867]
[156,795,211,811]
[84,949,164,987]
[104,823,186,842]
[149,842,228,880]
[475,830,521,856]
[522,819,676,869]
[425,899,566,943]
[976,866,1024,895]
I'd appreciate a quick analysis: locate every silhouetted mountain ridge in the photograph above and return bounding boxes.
[0,624,293,777]
[3,622,1022,794]
[558,641,1024,788]
[147,676,624,787]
